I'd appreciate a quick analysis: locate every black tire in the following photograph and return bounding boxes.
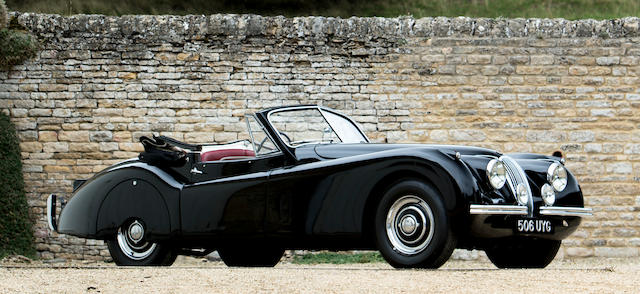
[218,246,284,267]
[106,219,176,266]
[374,180,456,269]
[485,238,561,268]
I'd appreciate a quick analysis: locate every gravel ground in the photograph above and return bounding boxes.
[1,256,638,293]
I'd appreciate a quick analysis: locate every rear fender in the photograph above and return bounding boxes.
[57,164,181,240]
[95,178,171,240]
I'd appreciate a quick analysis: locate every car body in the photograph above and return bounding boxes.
[47,105,591,268]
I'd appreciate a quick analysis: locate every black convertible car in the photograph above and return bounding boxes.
[47,105,591,268]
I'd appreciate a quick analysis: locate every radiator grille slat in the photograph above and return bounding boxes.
[500,156,532,214]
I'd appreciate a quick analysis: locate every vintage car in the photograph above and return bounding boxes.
[47,105,591,268]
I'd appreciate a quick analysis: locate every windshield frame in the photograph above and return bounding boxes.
[266,105,370,148]
[245,114,282,157]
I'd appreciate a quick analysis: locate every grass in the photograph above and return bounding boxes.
[5,0,640,19]
[291,251,385,265]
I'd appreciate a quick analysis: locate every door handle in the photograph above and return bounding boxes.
[190,167,203,175]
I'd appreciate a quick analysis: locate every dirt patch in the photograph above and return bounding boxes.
[1,257,638,293]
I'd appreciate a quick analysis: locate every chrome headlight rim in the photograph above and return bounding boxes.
[486,159,507,190]
[547,162,568,192]
[515,183,529,206]
[541,183,556,206]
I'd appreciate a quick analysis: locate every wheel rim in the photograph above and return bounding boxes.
[116,220,157,260]
[385,195,435,255]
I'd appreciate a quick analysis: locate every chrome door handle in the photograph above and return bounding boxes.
[190,167,203,175]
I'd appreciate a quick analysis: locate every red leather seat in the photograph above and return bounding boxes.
[200,149,255,162]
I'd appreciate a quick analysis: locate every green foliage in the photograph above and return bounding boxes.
[0,113,35,259]
[292,251,385,264]
[0,28,39,71]
[0,0,8,29]
[5,0,640,19]
[1,1,40,70]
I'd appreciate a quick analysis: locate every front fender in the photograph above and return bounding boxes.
[413,150,480,210]
[58,162,182,240]
[363,149,480,212]
[269,147,481,236]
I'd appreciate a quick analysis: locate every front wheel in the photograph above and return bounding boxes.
[106,219,176,266]
[218,246,284,267]
[485,238,561,268]
[374,180,456,269]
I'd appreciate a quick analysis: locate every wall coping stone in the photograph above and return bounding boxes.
[9,12,640,42]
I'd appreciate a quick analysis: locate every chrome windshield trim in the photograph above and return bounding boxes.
[318,107,370,143]
[469,204,528,215]
[265,105,370,148]
[539,207,593,217]
[245,115,258,155]
[244,114,283,157]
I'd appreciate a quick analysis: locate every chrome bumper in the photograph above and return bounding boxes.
[469,204,527,215]
[469,204,592,217]
[539,206,593,217]
[46,194,65,232]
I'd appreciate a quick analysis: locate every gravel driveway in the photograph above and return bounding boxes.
[1,256,638,293]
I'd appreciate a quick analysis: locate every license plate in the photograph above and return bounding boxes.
[515,219,554,234]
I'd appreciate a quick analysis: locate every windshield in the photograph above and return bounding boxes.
[268,107,368,147]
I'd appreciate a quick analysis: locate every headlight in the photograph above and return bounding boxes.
[547,162,567,192]
[486,159,506,189]
[516,183,529,205]
[541,183,556,206]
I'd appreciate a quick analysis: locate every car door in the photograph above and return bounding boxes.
[260,107,367,239]
[265,154,368,238]
[180,154,284,236]
[179,115,285,237]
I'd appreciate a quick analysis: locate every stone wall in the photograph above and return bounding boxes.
[1,12,640,260]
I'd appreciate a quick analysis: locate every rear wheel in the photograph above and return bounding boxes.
[485,238,561,268]
[106,219,176,266]
[374,180,456,269]
[218,245,284,267]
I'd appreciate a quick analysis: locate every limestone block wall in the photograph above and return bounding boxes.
[1,13,640,260]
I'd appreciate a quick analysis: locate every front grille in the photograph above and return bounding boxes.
[500,156,532,212]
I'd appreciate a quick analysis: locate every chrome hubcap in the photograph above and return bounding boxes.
[400,215,418,235]
[128,221,144,243]
[386,195,435,255]
[117,220,157,260]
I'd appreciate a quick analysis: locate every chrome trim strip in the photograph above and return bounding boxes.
[469,204,528,215]
[539,207,593,217]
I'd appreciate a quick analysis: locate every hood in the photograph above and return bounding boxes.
[313,143,500,160]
